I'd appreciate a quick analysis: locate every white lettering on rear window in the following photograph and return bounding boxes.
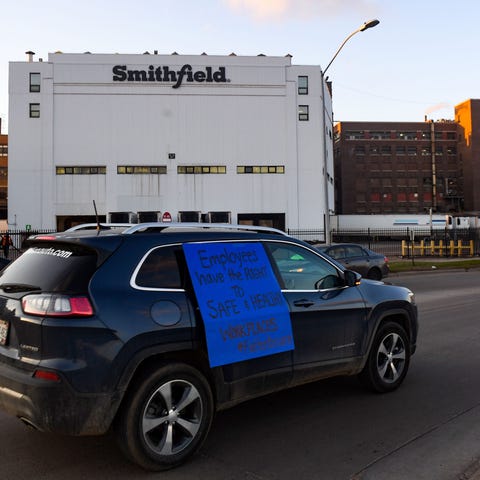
[26,247,73,259]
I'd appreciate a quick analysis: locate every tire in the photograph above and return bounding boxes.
[367,267,382,281]
[359,322,410,393]
[115,363,214,471]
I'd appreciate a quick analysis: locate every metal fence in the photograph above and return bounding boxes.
[287,227,480,258]
[0,229,55,262]
[1,227,479,262]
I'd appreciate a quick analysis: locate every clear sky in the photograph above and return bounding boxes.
[1,0,478,133]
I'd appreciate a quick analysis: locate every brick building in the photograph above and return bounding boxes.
[455,99,480,212]
[333,120,462,214]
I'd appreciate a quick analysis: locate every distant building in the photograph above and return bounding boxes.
[8,51,334,232]
[334,120,462,214]
[0,119,7,221]
[455,99,480,212]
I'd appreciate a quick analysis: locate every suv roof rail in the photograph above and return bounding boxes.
[122,222,288,236]
[64,223,135,232]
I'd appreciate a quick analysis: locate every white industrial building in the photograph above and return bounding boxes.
[8,51,334,233]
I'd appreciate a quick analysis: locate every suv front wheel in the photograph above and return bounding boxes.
[115,363,214,471]
[359,322,410,393]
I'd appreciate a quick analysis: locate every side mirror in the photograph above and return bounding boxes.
[344,270,361,287]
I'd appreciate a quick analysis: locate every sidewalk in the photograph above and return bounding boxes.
[352,402,480,480]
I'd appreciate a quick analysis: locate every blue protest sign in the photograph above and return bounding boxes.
[183,242,294,367]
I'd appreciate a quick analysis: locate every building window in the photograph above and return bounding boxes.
[29,73,41,92]
[383,193,393,202]
[0,145,7,156]
[177,165,226,174]
[369,131,390,140]
[421,146,431,156]
[117,165,167,174]
[29,103,40,118]
[447,146,457,155]
[345,131,365,139]
[354,146,365,156]
[407,146,417,156]
[237,166,285,174]
[56,166,107,175]
[397,131,417,140]
[298,76,308,95]
[408,192,419,202]
[381,145,392,155]
[298,105,309,121]
[396,145,406,155]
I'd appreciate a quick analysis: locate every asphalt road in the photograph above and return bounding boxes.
[1,269,480,480]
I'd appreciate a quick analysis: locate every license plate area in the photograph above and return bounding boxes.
[0,319,9,346]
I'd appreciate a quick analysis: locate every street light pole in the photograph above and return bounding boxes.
[323,19,380,76]
[321,19,379,243]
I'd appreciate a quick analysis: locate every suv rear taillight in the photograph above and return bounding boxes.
[22,294,94,317]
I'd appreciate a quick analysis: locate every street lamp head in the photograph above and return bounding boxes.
[323,18,380,75]
[359,19,380,31]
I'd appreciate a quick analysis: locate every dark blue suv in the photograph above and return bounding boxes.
[0,223,418,470]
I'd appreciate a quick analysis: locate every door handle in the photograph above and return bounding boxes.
[293,299,315,308]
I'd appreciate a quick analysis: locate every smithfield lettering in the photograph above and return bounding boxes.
[112,64,228,88]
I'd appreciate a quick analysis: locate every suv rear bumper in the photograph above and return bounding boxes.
[0,361,120,435]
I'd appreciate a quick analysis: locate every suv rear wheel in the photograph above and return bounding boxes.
[359,322,410,393]
[115,363,214,471]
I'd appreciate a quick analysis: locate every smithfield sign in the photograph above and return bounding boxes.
[112,64,229,89]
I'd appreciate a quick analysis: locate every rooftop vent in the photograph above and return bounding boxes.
[25,51,35,62]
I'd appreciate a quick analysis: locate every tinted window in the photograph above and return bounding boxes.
[344,246,366,258]
[0,243,97,292]
[135,246,182,289]
[326,246,345,259]
[265,242,339,290]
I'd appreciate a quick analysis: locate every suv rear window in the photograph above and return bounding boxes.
[0,243,97,292]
